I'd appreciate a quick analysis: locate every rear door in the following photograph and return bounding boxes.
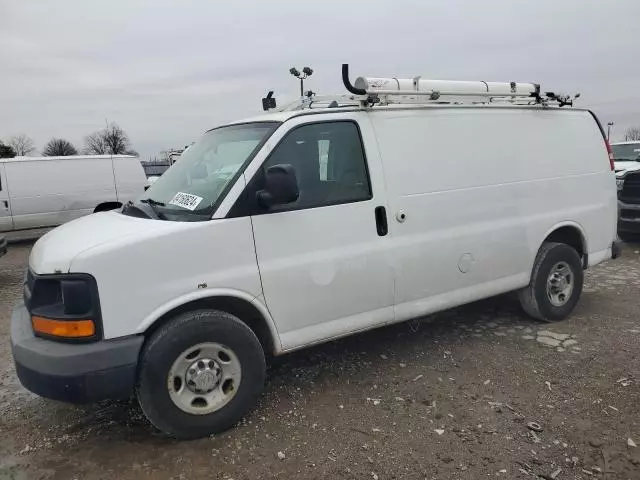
[229,113,395,351]
[0,163,13,232]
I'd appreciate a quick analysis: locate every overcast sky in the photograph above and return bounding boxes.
[1,0,639,160]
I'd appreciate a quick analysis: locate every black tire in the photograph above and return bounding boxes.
[518,242,584,322]
[136,309,266,439]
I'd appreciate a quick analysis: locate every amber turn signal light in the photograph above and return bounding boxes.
[32,316,95,338]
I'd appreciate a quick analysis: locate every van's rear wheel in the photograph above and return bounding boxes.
[136,309,266,439]
[518,242,584,322]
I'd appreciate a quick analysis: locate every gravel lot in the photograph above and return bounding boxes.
[1,241,639,480]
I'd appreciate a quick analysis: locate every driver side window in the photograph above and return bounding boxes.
[245,120,372,215]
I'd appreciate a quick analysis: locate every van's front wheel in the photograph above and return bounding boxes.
[136,310,266,439]
[518,242,584,322]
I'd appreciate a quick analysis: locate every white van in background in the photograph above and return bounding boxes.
[0,155,146,232]
[11,65,619,439]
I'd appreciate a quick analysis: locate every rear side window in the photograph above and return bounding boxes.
[260,121,372,211]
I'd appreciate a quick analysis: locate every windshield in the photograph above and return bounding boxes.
[612,143,640,161]
[137,122,278,220]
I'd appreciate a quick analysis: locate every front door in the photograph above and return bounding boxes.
[243,118,394,351]
[0,164,13,232]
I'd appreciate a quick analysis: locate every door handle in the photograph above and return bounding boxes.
[2,200,7,209]
[374,206,388,236]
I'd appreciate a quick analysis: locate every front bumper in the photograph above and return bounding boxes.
[10,303,144,404]
[618,200,640,233]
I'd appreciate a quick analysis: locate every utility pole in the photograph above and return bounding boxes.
[607,122,614,142]
[289,67,313,98]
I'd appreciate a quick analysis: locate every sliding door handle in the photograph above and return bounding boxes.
[374,206,388,236]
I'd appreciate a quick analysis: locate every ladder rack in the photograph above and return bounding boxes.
[274,93,542,112]
[263,64,579,112]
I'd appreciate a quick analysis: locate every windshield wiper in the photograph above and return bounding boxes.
[139,198,167,220]
[122,201,152,219]
[140,198,166,207]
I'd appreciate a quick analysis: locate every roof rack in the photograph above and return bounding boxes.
[263,64,579,112]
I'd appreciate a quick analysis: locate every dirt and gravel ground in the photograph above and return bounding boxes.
[1,241,639,480]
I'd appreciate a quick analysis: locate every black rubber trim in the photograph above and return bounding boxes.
[14,361,137,404]
[587,110,608,143]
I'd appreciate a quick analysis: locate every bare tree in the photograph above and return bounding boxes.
[84,122,134,155]
[624,127,640,141]
[84,132,107,154]
[42,138,78,156]
[102,123,130,154]
[0,142,16,158]
[8,134,36,156]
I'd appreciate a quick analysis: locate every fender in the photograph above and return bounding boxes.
[135,288,282,353]
[531,220,588,272]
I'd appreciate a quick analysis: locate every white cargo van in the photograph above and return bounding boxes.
[0,154,146,232]
[11,65,619,439]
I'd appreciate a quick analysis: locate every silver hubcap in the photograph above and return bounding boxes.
[546,261,574,307]
[168,342,241,415]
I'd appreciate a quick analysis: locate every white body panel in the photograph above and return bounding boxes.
[368,107,615,322]
[28,105,617,354]
[31,211,265,341]
[0,155,146,232]
[614,161,640,174]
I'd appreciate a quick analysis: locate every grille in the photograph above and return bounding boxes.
[620,172,640,204]
[620,209,640,220]
[23,269,35,309]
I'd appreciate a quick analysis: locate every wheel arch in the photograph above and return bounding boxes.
[94,201,122,213]
[139,290,282,356]
[538,221,588,269]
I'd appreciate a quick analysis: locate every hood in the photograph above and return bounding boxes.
[614,160,640,175]
[30,211,182,274]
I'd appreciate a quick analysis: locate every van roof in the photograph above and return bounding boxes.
[228,103,586,127]
[0,154,138,163]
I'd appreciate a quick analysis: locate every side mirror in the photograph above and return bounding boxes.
[257,164,299,208]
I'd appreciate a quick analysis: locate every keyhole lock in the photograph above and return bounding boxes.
[396,211,407,223]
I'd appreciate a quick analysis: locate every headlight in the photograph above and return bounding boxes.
[27,273,101,341]
[617,178,624,191]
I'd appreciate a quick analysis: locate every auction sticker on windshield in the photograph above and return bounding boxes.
[169,192,204,211]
